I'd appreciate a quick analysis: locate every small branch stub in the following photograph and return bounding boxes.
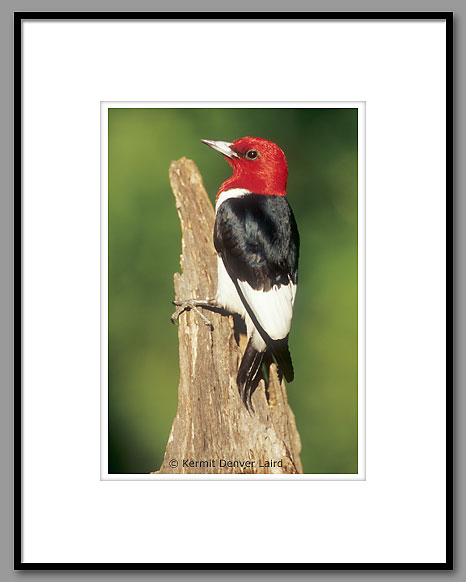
[155,158,302,475]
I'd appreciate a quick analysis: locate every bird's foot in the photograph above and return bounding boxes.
[170,298,218,329]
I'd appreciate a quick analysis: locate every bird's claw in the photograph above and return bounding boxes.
[170,299,214,330]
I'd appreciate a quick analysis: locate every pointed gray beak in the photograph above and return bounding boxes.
[201,139,239,159]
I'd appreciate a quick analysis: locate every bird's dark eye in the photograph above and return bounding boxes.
[245,149,259,160]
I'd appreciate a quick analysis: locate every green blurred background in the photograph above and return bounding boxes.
[108,107,358,474]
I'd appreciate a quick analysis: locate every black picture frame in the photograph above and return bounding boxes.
[14,11,453,571]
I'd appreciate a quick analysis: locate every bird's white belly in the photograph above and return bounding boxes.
[216,257,247,317]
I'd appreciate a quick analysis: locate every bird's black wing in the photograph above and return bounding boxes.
[214,194,299,292]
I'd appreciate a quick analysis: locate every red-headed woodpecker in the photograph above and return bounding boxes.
[173,137,299,410]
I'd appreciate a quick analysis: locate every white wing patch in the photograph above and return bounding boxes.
[238,279,297,341]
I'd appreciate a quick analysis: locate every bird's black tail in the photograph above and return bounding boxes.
[270,337,294,383]
[237,337,294,412]
[237,339,265,411]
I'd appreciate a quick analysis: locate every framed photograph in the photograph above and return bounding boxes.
[16,12,452,569]
[102,101,363,481]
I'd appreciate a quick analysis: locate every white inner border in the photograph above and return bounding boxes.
[22,19,447,564]
[100,101,366,482]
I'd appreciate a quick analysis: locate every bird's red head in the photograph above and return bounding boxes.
[202,136,288,198]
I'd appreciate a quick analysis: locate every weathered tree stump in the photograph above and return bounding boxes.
[155,158,302,475]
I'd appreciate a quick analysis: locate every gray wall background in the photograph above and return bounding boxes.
[1,1,462,580]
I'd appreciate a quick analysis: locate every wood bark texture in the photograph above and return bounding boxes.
[155,158,303,475]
